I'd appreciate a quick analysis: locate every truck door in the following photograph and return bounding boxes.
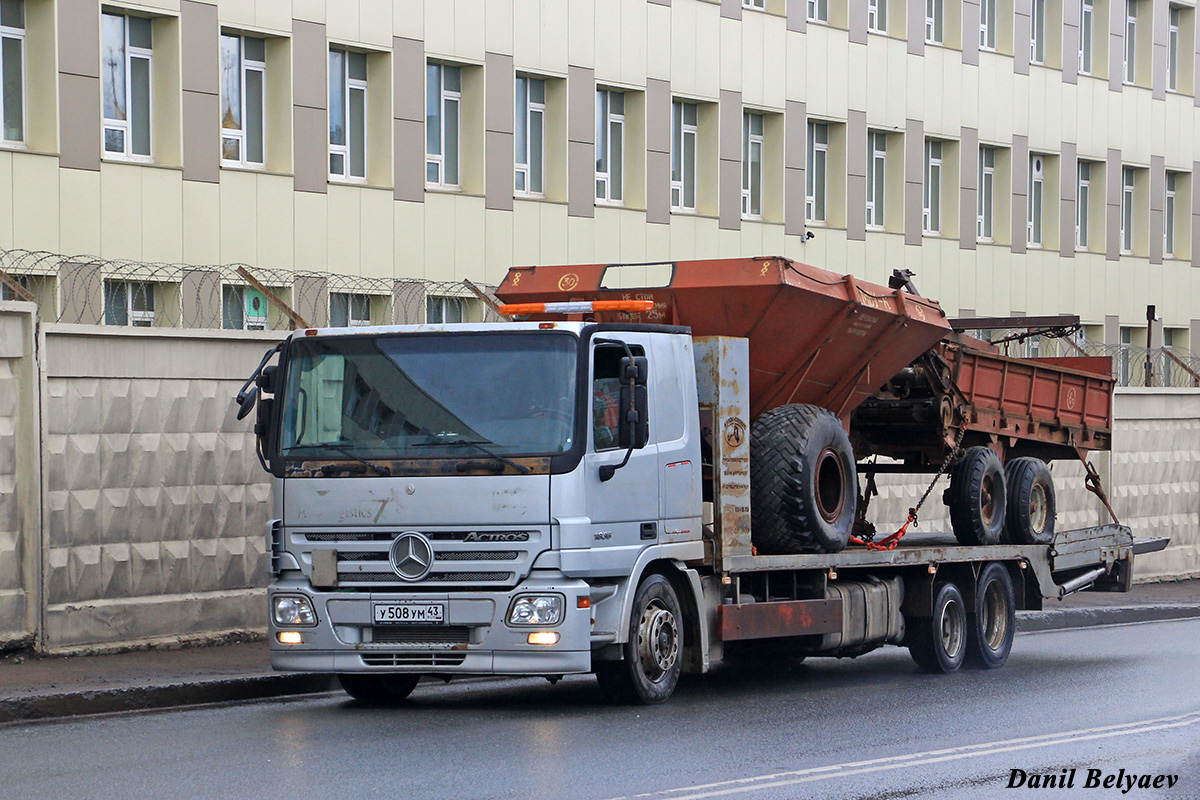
[584,337,660,566]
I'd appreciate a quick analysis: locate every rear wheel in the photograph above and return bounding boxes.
[749,404,857,554]
[966,563,1016,669]
[948,446,1006,545]
[595,574,683,704]
[338,673,421,704]
[907,582,968,673]
[1003,457,1056,545]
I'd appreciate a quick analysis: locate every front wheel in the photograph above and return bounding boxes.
[595,574,683,704]
[338,673,421,704]
[906,582,968,673]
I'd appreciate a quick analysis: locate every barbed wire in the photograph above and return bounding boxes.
[4,248,1198,388]
[0,248,501,330]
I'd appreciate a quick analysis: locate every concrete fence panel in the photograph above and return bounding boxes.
[39,325,286,649]
[0,303,40,649]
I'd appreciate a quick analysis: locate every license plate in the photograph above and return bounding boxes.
[373,602,446,624]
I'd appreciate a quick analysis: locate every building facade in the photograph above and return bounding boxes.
[2,0,1200,354]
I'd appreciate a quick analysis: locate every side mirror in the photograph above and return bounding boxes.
[236,386,259,420]
[256,364,279,394]
[620,356,648,386]
[618,357,650,450]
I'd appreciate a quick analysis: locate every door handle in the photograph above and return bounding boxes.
[640,522,657,540]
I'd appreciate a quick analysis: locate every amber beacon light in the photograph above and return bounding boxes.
[497,300,655,316]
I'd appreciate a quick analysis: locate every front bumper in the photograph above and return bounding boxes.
[268,573,593,675]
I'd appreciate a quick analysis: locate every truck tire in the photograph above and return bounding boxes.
[749,404,857,554]
[595,574,683,704]
[1003,457,1056,545]
[906,582,967,673]
[338,673,421,704]
[947,446,1006,546]
[966,562,1016,669]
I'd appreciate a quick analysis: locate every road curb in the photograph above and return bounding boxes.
[0,673,338,725]
[1017,603,1200,633]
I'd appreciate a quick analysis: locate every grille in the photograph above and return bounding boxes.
[338,571,514,583]
[335,551,518,563]
[361,652,468,667]
[371,625,470,645]
[435,551,519,561]
[306,531,533,542]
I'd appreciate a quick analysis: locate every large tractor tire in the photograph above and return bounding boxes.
[749,404,857,554]
[947,446,1006,546]
[1003,457,1056,545]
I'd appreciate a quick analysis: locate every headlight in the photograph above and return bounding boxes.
[508,594,564,626]
[273,595,317,627]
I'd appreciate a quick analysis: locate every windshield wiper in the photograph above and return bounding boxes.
[294,443,392,477]
[412,439,532,475]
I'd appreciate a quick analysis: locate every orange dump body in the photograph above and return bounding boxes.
[495,257,952,420]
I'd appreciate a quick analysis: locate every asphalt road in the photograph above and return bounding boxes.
[3,619,1199,800]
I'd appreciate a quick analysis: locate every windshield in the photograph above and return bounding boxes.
[279,332,578,459]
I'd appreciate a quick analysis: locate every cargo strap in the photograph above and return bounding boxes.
[850,426,967,551]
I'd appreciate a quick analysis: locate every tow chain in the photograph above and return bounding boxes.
[850,425,968,551]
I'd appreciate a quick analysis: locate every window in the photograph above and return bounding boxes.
[1076,161,1090,248]
[222,285,268,330]
[868,0,887,33]
[926,0,944,43]
[220,34,266,168]
[807,121,828,223]
[0,273,28,301]
[330,49,367,181]
[104,280,154,327]
[426,63,460,188]
[102,13,153,159]
[671,100,697,213]
[742,112,764,219]
[1,0,23,144]
[866,131,886,229]
[1080,0,1094,73]
[978,146,995,241]
[808,0,829,22]
[331,293,371,327]
[592,343,646,451]
[1121,166,1134,253]
[924,139,942,235]
[1118,326,1132,385]
[1124,0,1136,84]
[1031,0,1046,63]
[980,0,997,49]
[426,295,464,324]
[1168,6,1180,91]
[595,89,624,203]
[515,75,545,196]
[1165,172,1177,257]
[1028,154,1045,246]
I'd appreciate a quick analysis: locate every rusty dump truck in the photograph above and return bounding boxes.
[239,256,1163,704]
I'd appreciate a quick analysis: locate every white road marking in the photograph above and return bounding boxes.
[604,710,1200,800]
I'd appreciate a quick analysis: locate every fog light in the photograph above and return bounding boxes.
[278,631,303,645]
[528,631,560,645]
[273,595,317,627]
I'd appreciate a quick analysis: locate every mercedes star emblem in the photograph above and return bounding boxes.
[389,531,434,581]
